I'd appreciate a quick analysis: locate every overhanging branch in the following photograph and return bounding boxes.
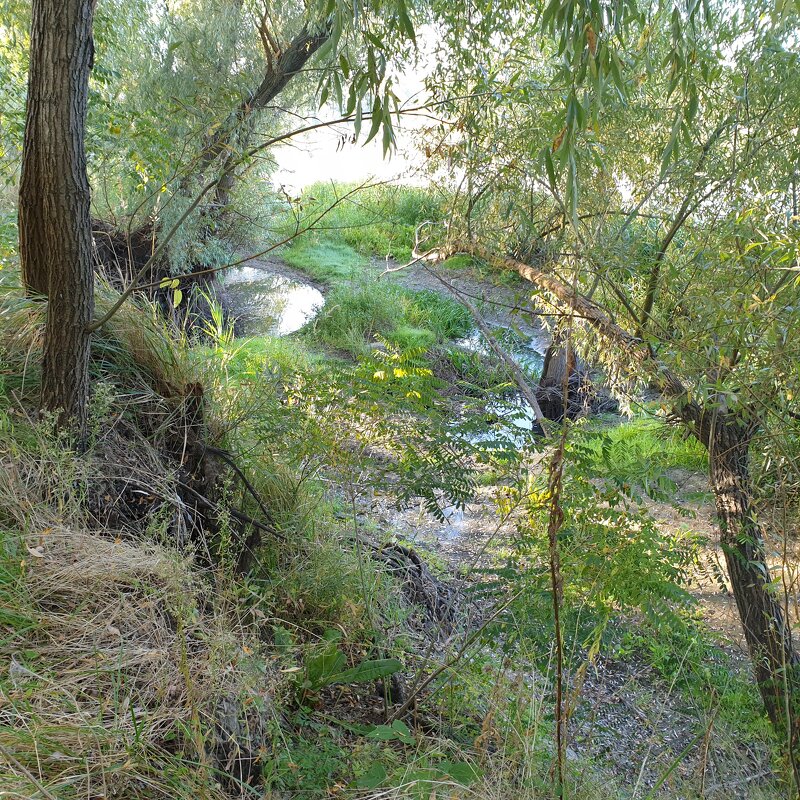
[442,241,693,406]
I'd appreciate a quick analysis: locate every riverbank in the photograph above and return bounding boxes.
[211,231,787,796]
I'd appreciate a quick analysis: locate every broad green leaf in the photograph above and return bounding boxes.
[438,760,482,785]
[327,657,402,686]
[366,719,414,743]
[355,763,387,789]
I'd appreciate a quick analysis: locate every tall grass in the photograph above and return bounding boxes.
[0,425,274,799]
[282,182,445,265]
[0,276,191,405]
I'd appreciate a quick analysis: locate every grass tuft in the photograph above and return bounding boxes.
[309,281,472,356]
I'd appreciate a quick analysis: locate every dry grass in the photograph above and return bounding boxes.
[0,278,191,404]
[0,442,275,799]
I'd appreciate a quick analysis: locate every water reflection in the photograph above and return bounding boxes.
[454,328,547,374]
[453,328,548,446]
[223,265,324,336]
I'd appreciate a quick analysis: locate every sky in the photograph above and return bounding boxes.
[271,118,425,192]
[272,27,438,192]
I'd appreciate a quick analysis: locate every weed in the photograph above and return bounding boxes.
[281,182,445,263]
[575,414,708,494]
[282,235,366,283]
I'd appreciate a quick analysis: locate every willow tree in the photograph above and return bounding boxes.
[426,0,800,778]
[12,0,420,425]
[78,0,419,285]
[18,0,95,429]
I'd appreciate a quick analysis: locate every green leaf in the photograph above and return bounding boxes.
[382,114,393,156]
[364,96,383,145]
[338,53,350,79]
[543,147,558,188]
[397,0,416,43]
[659,113,681,177]
[305,643,347,689]
[272,625,294,652]
[354,102,363,139]
[328,657,402,686]
[686,90,699,122]
[355,763,387,789]
[438,760,482,785]
[366,719,415,744]
[345,82,358,116]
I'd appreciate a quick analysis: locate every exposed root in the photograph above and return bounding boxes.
[360,537,461,637]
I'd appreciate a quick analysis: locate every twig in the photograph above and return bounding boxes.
[386,592,519,723]
[0,742,59,800]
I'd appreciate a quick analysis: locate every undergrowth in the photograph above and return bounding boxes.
[0,264,790,799]
[281,182,445,265]
[308,280,472,356]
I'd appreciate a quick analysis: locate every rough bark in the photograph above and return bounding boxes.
[700,414,800,775]
[19,0,95,431]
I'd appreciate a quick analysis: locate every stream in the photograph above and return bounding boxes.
[222,263,324,336]
[222,258,548,556]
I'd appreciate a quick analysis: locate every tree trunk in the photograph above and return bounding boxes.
[19,0,95,431]
[189,24,330,191]
[699,412,800,780]
[536,329,590,421]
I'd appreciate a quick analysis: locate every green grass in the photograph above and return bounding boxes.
[576,414,708,491]
[0,203,787,798]
[283,182,445,264]
[308,280,473,356]
[191,333,324,385]
[0,209,17,268]
[282,235,366,283]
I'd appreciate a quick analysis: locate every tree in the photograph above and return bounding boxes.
[18,0,95,431]
[424,0,800,779]
[80,0,417,289]
[11,0,419,424]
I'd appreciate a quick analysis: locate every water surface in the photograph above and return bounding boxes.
[223,265,324,336]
